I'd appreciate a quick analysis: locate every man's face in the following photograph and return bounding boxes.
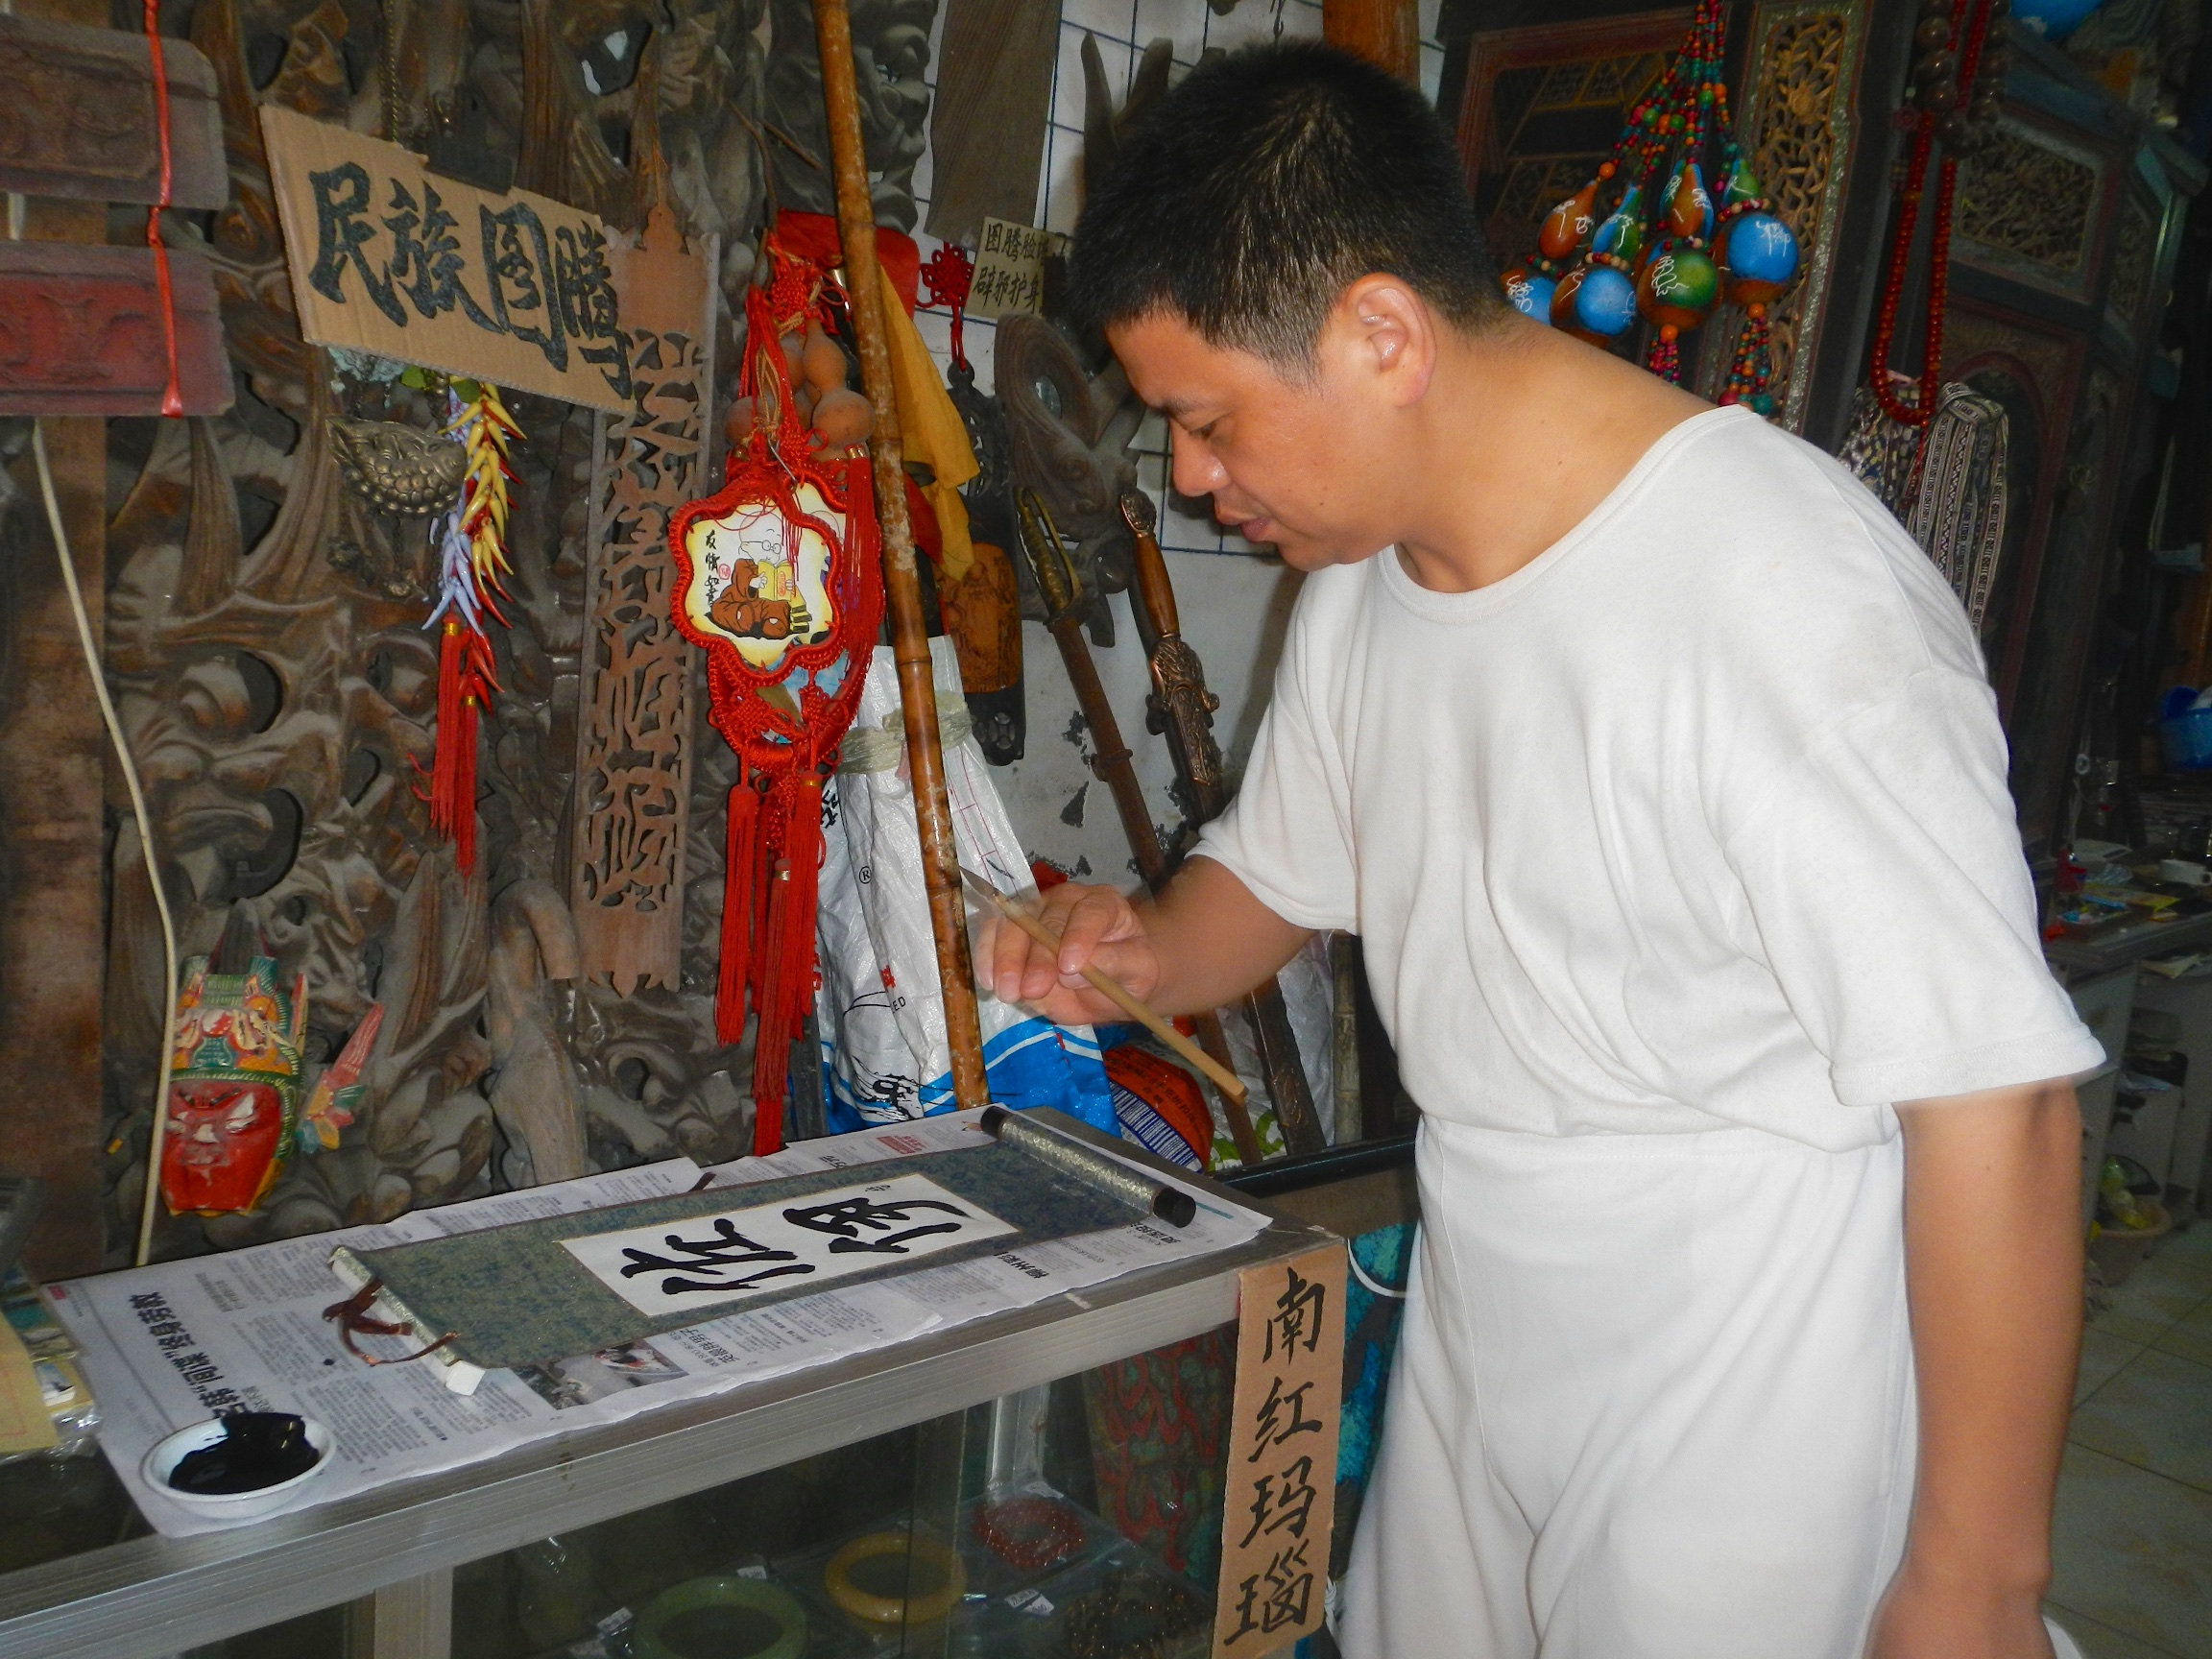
[1108,306,1406,570]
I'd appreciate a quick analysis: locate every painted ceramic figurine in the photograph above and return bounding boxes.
[160,955,309,1215]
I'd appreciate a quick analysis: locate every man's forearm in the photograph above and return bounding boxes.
[1140,856,1314,1017]
[1894,1083,2081,1599]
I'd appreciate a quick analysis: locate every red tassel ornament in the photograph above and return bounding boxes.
[670,244,885,1155]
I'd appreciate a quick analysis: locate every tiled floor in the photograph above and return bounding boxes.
[2047,1218,2212,1658]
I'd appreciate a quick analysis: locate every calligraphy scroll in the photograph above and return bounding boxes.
[1214,1244,1345,1659]
[259,104,632,413]
[569,206,716,993]
[562,1173,1016,1316]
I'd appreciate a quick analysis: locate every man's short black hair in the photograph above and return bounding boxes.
[1069,41,1503,373]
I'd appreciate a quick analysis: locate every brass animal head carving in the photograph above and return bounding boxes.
[330,419,467,518]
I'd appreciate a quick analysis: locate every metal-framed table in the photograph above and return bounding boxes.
[0,1126,1332,1659]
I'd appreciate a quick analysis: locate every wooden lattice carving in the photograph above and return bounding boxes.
[2106,194,2160,326]
[570,206,717,996]
[1957,121,2103,291]
[1730,2,1859,432]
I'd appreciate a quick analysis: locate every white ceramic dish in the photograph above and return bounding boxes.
[140,1415,334,1521]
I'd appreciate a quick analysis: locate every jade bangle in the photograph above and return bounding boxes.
[823,1530,967,1626]
[630,1575,806,1659]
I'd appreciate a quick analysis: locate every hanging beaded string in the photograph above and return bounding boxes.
[1866,0,2008,429]
[1511,0,1799,397]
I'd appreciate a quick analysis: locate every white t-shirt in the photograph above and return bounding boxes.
[1195,405,2102,1152]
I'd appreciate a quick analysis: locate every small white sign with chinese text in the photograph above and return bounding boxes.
[966,217,1066,322]
[562,1173,1017,1317]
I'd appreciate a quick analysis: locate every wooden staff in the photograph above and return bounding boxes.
[1016,488,1263,1163]
[812,0,989,1110]
[1120,493,1328,1157]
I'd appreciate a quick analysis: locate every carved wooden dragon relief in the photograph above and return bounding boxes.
[90,0,782,1259]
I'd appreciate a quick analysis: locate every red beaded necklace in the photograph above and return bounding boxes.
[1866,0,2007,428]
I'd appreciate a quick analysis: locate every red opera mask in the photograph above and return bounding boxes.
[159,954,307,1216]
[162,1080,288,1214]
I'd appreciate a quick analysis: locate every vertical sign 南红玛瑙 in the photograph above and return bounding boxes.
[258,103,633,415]
[1215,1242,1346,1657]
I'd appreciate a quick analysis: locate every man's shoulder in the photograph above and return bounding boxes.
[1627,410,1983,681]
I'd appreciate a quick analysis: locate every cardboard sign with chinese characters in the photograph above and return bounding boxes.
[1214,1243,1345,1658]
[259,104,631,413]
[965,216,1065,321]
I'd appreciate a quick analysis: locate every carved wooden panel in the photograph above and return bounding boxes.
[1455,11,1688,273]
[1955,115,2107,299]
[570,206,716,996]
[0,242,232,417]
[924,0,1057,244]
[83,0,765,1261]
[1944,306,2075,421]
[2105,190,2162,329]
[0,11,227,207]
[1729,2,1863,434]
[763,0,938,234]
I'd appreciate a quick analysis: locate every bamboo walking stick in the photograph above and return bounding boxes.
[812,0,990,1110]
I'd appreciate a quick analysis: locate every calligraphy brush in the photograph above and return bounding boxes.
[958,865,1249,1110]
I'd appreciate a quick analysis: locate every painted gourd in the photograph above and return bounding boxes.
[1538,180,1601,262]
[1717,212,1800,304]
[1636,245,1720,331]
[1573,264,1639,338]
[1664,162,1715,244]
[1591,184,1645,267]
[1502,267,1557,324]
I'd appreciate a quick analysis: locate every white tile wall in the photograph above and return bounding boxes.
[893,0,1445,872]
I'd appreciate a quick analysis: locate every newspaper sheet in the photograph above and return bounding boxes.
[50,1112,1268,1536]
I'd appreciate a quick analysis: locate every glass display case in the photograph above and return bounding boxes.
[0,1145,1339,1659]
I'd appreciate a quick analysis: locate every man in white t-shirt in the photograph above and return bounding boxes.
[987,41,2098,1659]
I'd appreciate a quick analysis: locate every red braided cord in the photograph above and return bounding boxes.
[1867,0,1995,427]
[142,0,182,417]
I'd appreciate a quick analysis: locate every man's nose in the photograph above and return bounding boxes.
[1170,428,1229,497]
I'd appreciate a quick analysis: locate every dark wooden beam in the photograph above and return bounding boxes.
[0,12,228,209]
[1324,0,1421,84]
[0,241,232,418]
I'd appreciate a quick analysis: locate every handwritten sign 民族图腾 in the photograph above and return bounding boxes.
[259,104,632,413]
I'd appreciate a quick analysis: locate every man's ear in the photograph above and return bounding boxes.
[1334,274,1435,408]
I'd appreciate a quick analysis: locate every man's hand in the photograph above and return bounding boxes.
[980,882,1161,1027]
[975,857,1313,1026]
[1874,1081,2082,1659]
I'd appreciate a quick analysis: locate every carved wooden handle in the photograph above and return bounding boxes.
[1120,490,1180,638]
